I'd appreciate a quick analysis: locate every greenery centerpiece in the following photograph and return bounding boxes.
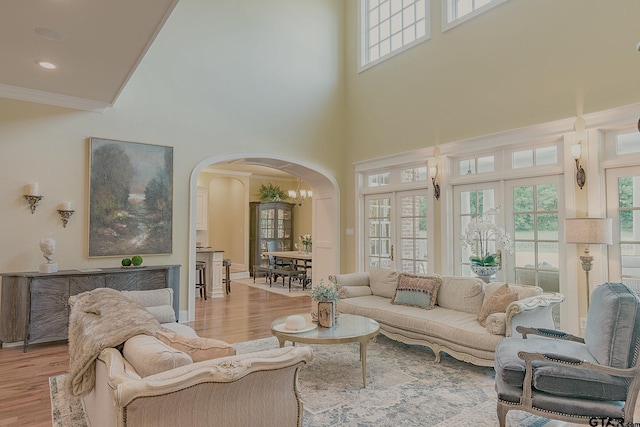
[310,279,339,325]
[257,183,289,201]
[460,207,513,281]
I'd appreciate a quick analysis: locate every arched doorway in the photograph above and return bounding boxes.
[187,153,340,321]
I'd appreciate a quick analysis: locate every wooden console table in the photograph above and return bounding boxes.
[0,264,180,351]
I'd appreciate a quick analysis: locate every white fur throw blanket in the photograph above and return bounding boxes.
[67,287,161,396]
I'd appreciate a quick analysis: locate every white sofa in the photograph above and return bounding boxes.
[70,288,314,427]
[331,269,564,367]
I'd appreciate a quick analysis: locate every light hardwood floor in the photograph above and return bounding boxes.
[0,281,312,427]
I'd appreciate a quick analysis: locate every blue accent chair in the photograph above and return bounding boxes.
[494,282,640,425]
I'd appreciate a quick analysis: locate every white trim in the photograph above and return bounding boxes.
[0,83,111,112]
[188,152,340,322]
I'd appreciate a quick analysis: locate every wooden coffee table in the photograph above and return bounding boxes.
[271,313,380,387]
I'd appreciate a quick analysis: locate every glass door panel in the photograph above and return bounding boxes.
[365,195,393,270]
[398,192,428,274]
[606,166,640,294]
[453,183,501,278]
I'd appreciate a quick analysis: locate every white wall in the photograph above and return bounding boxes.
[0,0,345,313]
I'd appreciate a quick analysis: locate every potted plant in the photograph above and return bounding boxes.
[460,207,513,282]
[309,279,339,327]
[257,183,288,201]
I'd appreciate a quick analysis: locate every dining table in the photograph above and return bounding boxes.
[263,251,312,286]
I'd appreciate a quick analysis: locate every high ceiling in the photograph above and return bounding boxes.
[0,0,179,112]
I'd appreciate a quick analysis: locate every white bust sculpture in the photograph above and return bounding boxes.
[39,237,58,273]
[40,237,56,263]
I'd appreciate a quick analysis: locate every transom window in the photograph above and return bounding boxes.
[443,0,508,31]
[359,0,430,71]
[512,146,558,169]
[457,155,495,175]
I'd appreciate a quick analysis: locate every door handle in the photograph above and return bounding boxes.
[391,244,394,261]
[496,249,502,270]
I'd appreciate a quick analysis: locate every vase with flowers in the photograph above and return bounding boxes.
[309,279,339,326]
[460,207,513,283]
[300,234,312,254]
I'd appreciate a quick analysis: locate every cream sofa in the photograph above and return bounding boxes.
[70,288,314,427]
[331,269,564,367]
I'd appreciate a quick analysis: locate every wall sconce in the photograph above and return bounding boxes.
[57,201,75,227]
[571,143,586,189]
[430,165,440,200]
[24,182,43,214]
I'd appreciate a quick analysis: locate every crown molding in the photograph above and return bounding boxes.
[0,84,111,112]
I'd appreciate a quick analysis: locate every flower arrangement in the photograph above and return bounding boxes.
[460,207,513,266]
[300,234,312,253]
[309,279,339,304]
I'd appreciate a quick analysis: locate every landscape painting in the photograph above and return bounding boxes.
[89,138,173,257]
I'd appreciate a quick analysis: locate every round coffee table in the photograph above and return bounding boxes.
[271,313,379,387]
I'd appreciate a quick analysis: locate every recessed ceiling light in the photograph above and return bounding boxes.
[35,27,66,42]
[36,60,58,69]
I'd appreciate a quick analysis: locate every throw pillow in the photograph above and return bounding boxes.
[156,329,236,362]
[369,268,399,298]
[477,283,518,327]
[123,334,193,378]
[391,273,442,310]
[144,305,177,324]
[338,285,373,299]
[484,312,507,335]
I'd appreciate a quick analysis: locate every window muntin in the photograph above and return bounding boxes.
[443,0,508,31]
[400,166,428,183]
[360,0,429,71]
[367,172,391,187]
[512,146,558,169]
[458,155,495,175]
[399,193,428,273]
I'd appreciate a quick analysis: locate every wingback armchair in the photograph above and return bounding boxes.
[494,282,640,425]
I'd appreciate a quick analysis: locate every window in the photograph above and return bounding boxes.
[617,133,640,155]
[443,0,508,31]
[512,146,558,169]
[367,172,391,187]
[457,155,495,175]
[400,166,428,183]
[359,0,430,71]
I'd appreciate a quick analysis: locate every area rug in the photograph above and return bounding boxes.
[51,335,549,426]
[233,276,311,298]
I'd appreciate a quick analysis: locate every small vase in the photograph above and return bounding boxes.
[304,243,311,254]
[470,265,499,283]
[317,301,335,328]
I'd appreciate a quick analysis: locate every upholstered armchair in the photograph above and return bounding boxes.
[494,282,640,426]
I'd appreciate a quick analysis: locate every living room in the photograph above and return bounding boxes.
[1,0,640,425]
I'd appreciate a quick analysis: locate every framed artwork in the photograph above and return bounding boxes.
[88,138,173,257]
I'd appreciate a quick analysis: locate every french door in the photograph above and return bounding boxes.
[453,176,562,287]
[365,190,429,273]
[606,166,640,294]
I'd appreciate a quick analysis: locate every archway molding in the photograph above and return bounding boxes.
[186,152,340,321]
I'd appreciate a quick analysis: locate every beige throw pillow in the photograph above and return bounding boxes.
[477,283,518,327]
[123,335,193,378]
[369,268,399,298]
[156,329,236,362]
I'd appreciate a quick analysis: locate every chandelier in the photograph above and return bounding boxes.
[288,179,312,206]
